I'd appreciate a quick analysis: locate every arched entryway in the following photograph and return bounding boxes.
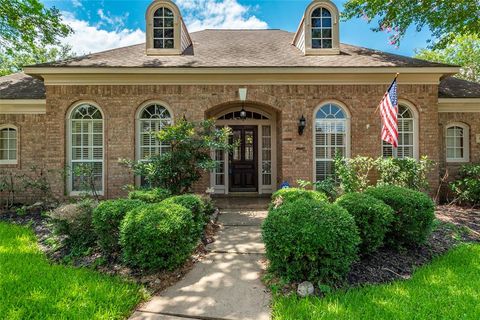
[207,103,278,195]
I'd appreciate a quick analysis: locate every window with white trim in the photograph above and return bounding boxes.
[382,104,416,158]
[446,123,469,162]
[311,7,332,49]
[0,126,17,164]
[69,104,104,193]
[315,103,348,181]
[153,7,175,49]
[138,104,172,160]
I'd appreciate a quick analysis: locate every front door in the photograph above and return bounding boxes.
[229,126,258,192]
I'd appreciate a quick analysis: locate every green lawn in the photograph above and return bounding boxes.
[0,222,146,319]
[273,244,480,320]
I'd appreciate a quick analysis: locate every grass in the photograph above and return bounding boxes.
[0,222,146,319]
[273,244,480,320]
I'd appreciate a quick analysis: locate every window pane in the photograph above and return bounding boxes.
[322,18,332,28]
[312,39,321,48]
[312,18,322,28]
[322,29,332,38]
[312,8,322,17]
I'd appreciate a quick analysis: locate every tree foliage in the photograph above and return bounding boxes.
[342,0,480,49]
[0,0,72,53]
[123,119,234,195]
[415,34,480,83]
[0,0,73,76]
[0,44,73,76]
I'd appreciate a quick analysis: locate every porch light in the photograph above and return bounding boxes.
[239,88,248,120]
[298,115,306,135]
[239,88,247,101]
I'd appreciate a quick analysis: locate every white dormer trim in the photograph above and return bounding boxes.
[293,0,340,55]
[145,0,192,56]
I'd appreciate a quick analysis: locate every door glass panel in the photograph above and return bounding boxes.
[232,130,241,160]
[245,130,254,161]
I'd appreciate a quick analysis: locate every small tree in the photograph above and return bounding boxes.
[124,119,233,195]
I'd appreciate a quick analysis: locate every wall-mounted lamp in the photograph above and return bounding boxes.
[298,115,306,135]
[239,88,248,120]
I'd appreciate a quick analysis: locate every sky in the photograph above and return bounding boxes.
[42,0,433,57]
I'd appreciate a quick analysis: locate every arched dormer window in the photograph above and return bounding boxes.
[146,0,192,55]
[311,7,332,49]
[153,7,175,49]
[293,0,340,55]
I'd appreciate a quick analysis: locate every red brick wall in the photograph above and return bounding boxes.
[0,113,48,204]
[438,112,480,199]
[1,83,443,200]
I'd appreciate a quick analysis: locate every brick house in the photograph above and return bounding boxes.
[1,0,479,200]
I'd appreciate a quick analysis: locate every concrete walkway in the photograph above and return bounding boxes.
[131,208,271,320]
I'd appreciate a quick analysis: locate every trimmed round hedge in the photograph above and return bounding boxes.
[262,198,360,283]
[120,203,196,271]
[162,194,206,236]
[92,199,143,256]
[271,188,328,208]
[365,185,435,247]
[336,193,394,255]
[128,188,171,203]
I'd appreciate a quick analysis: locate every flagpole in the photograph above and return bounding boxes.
[374,73,400,115]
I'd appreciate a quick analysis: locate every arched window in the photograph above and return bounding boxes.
[153,7,174,49]
[68,104,104,194]
[382,104,418,159]
[446,123,469,162]
[314,103,349,181]
[137,103,172,160]
[0,125,18,164]
[311,7,332,49]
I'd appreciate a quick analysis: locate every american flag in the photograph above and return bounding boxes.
[379,77,399,147]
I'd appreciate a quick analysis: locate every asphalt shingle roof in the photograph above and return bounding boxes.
[0,72,45,99]
[33,29,453,69]
[439,77,480,98]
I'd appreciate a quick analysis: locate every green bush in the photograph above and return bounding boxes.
[128,188,171,203]
[375,156,434,191]
[271,188,328,208]
[262,199,360,283]
[49,199,97,250]
[120,203,197,271]
[92,199,143,256]
[162,194,206,236]
[450,164,480,206]
[365,185,435,247]
[336,193,394,254]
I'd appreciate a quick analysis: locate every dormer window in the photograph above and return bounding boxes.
[153,7,175,49]
[146,0,192,55]
[311,7,332,49]
[293,0,340,55]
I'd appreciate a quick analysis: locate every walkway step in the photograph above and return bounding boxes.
[130,312,198,319]
[207,226,265,254]
[218,210,268,227]
[213,198,270,210]
[137,253,270,320]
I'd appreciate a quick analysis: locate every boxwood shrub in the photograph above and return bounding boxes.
[128,188,171,203]
[162,194,206,236]
[92,198,143,256]
[271,188,328,208]
[262,199,360,283]
[49,198,98,250]
[120,203,197,271]
[336,193,394,254]
[365,185,435,247]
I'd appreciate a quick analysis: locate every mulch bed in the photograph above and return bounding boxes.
[0,206,220,295]
[347,205,479,287]
[266,205,480,295]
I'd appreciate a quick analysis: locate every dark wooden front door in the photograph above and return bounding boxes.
[229,126,258,192]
